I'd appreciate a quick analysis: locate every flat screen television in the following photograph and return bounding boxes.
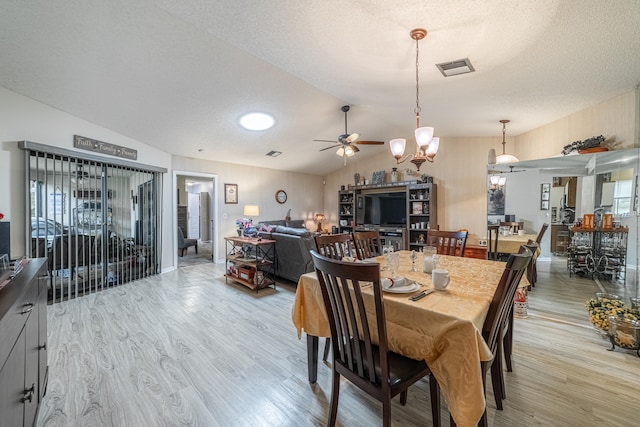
[356,192,406,226]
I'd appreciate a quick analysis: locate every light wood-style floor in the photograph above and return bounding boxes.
[37,256,639,427]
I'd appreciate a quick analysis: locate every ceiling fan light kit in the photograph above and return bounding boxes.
[389,28,439,172]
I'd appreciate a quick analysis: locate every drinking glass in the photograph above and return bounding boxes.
[382,244,394,270]
[388,252,400,277]
[410,250,417,272]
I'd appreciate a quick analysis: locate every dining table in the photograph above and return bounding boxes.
[292,251,529,427]
[497,232,538,254]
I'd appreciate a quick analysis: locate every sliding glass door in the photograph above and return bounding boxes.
[22,142,165,303]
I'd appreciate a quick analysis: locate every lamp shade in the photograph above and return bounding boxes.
[243,205,260,217]
[415,126,434,147]
[389,138,407,157]
[495,153,519,164]
[425,137,439,155]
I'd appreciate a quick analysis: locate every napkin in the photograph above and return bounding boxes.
[381,277,405,290]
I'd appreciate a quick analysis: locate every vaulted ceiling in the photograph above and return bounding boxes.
[1,0,639,175]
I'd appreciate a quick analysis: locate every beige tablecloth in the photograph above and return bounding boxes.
[292,252,525,427]
[497,233,538,254]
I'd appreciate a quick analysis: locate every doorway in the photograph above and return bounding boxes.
[174,171,217,267]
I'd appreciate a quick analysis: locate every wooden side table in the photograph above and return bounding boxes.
[224,236,276,292]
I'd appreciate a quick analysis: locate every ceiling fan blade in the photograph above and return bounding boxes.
[319,145,339,152]
[344,133,360,143]
[356,140,385,145]
[313,139,337,143]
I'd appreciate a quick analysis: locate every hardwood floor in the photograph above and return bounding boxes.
[37,256,639,427]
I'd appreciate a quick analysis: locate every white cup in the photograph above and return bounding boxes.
[518,230,525,236]
[432,269,450,290]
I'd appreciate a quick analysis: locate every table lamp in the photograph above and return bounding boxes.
[314,213,326,233]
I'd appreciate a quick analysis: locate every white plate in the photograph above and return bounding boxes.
[382,282,421,294]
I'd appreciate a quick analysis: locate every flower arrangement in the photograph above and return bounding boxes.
[236,217,252,231]
[586,295,638,332]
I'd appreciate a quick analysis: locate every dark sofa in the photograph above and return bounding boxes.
[257,220,316,283]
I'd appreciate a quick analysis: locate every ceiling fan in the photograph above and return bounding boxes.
[314,105,384,165]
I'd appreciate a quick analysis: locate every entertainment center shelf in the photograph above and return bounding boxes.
[337,181,437,250]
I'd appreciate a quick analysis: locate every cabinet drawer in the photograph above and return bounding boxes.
[0,260,44,368]
[0,282,37,367]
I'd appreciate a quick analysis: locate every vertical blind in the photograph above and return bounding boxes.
[22,142,165,304]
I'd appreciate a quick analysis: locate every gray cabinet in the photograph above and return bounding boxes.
[0,258,48,427]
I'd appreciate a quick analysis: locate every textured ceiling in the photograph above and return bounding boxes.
[1,0,639,175]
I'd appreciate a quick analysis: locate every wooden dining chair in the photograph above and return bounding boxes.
[314,233,354,260]
[487,225,500,261]
[502,241,537,402]
[499,221,524,233]
[310,250,441,427]
[527,223,549,287]
[352,230,382,260]
[535,223,549,244]
[313,233,356,361]
[480,247,532,425]
[426,230,468,256]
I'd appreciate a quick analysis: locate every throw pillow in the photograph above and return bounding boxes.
[259,223,273,233]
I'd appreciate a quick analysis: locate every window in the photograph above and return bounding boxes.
[613,179,632,216]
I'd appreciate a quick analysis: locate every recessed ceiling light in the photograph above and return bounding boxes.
[239,112,275,131]
[266,150,282,157]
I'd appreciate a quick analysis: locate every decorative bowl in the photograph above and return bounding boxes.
[607,316,640,356]
[595,292,621,301]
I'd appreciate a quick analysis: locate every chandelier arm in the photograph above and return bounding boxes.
[394,153,414,165]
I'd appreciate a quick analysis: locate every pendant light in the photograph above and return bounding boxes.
[389,28,439,171]
[495,119,519,164]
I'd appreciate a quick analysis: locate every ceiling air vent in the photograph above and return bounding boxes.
[266,150,282,157]
[436,58,475,77]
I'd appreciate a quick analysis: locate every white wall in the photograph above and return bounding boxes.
[171,155,324,263]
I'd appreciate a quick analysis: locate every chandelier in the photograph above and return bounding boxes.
[492,119,519,164]
[389,28,439,171]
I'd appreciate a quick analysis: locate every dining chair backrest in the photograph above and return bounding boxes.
[487,225,500,261]
[352,230,382,260]
[314,233,354,260]
[535,223,549,244]
[524,239,540,285]
[426,230,468,256]
[499,221,524,233]
[310,250,387,383]
[482,247,532,354]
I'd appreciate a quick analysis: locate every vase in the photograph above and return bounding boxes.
[354,173,360,186]
[237,229,242,236]
[391,167,398,183]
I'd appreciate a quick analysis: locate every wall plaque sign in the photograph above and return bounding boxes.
[74,135,137,160]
